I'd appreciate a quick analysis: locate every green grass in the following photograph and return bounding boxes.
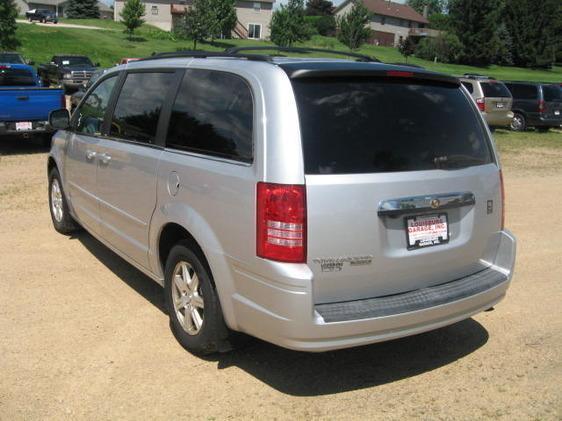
[494,128,562,153]
[16,20,562,82]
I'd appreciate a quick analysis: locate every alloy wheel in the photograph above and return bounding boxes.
[50,178,64,222]
[171,261,205,335]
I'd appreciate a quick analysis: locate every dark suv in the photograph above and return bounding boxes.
[504,82,562,132]
[26,9,58,24]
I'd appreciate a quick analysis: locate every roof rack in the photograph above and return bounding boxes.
[463,73,495,80]
[139,50,274,62]
[388,62,424,69]
[225,46,379,62]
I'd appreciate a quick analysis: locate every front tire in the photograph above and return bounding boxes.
[48,168,79,234]
[510,112,526,131]
[164,241,232,355]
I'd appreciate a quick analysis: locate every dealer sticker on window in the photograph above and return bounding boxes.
[405,214,449,250]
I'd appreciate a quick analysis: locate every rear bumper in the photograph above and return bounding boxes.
[535,116,562,127]
[230,230,516,352]
[0,121,52,136]
[484,111,514,127]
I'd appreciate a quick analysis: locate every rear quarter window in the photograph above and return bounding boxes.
[480,82,511,98]
[461,82,474,94]
[506,84,538,100]
[292,77,493,174]
[542,85,561,102]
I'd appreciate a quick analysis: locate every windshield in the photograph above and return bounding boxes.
[58,56,93,67]
[543,85,561,102]
[0,67,36,86]
[481,81,511,98]
[292,78,493,174]
[0,53,25,64]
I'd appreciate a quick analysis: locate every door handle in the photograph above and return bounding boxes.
[99,153,111,165]
[378,192,476,217]
[86,150,97,161]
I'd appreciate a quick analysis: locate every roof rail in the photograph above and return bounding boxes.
[463,73,495,80]
[139,50,274,62]
[224,46,379,62]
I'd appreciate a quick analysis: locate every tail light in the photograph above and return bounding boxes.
[60,94,66,109]
[476,97,486,112]
[386,70,413,78]
[499,170,505,230]
[538,99,546,113]
[257,182,306,263]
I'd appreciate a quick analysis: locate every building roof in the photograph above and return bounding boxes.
[336,0,429,24]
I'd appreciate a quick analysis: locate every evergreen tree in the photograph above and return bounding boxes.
[448,0,504,66]
[270,0,311,47]
[210,0,237,39]
[503,0,560,68]
[305,0,334,16]
[65,0,100,18]
[406,0,444,17]
[0,0,20,50]
[336,0,371,50]
[398,36,416,62]
[120,0,145,40]
[179,0,212,49]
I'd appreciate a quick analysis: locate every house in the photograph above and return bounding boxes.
[15,0,114,19]
[112,0,274,39]
[335,0,432,47]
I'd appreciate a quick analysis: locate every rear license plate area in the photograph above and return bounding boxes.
[405,214,449,250]
[16,122,32,131]
[496,103,504,109]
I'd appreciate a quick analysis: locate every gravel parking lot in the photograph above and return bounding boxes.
[1,137,561,420]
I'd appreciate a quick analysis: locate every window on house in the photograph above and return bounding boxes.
[253,2,261,11]
[151,5,158,15]
[248,23,261,39]
[381,16,386,25]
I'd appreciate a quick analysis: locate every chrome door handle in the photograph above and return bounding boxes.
[99,153,111,165]
[86,150,97,161]
[378,192,476,217]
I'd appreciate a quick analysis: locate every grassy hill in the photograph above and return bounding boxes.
[16,19,562,83]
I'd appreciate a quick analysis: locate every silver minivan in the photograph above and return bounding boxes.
[47,50,516,354]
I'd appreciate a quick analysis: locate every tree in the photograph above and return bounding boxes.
[406,0,445,17]
[448,0,504,66]
[212,0,237,39]
[179,0,211,49]
[427,12,450,30]
[305,0,334,16]
[65,0,100,18]
[415,32,463,63]
[398,36,416,62]
[0,0,20,50]
[270,0,311,47]
[503,0,560,68]
[336,0,371,50]
[120,0,145,40]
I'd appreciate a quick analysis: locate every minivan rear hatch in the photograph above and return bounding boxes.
[481,81,512,114]
[286,65,503,304]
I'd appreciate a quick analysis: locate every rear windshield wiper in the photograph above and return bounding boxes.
[433,155,487,169]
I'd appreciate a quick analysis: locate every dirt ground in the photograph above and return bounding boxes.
[1,137,561,420]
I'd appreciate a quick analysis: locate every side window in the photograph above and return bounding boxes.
[109,72,175,144]
[166,69,253,163]
[461,82,474,94]
[75,75,118,135]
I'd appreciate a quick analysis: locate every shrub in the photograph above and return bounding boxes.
[415,33,463,63]
[304,15,336,36]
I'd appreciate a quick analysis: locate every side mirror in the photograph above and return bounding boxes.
[49,109,70,130]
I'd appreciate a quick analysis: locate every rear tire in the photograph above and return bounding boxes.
[48,168,80,234]
[164,241,233,355]
[510,112,526,131]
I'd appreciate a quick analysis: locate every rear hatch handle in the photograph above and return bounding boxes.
[378,192,475,217]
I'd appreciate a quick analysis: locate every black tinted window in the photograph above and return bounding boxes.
[481,82,511,98]
[76,76,117,135]
[0,68,35,86]
[57,56,93,67]
[461,82,474,93]
[166,69,253,162]
[543,85,561,102]
[0,54,25,64]
[506,83,537,100]
[292,78,492,174]
[110,72,175,144]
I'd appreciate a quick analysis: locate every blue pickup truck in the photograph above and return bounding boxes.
[0,53,65,145]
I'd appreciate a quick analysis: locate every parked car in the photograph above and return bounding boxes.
[460,75,513,129]
[25,9,58,24]
[70,68,108,113]
[38,55,99,93]
[0,62,64,144]
[504,82,562,132]
[46,50,516,355]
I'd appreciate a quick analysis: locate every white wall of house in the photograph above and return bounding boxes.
[235,1,273,39]
[14,0,28,15]
[114,0,174,31]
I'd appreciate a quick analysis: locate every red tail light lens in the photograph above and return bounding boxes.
[499,170,505,230]
[386,70,414,78]
[476,97,486,112]
[538,99,546,113]
[257,182,306,263]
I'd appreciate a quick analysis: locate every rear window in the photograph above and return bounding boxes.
[543,85,561,102]
[506,83,537,100]
[0,54,25,64]
[292,78,493,174]
[481,82,511,98]
[0,67,35,86]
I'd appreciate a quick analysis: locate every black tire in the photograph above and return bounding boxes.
[536,127,550,133]
[510,112,526,131]
[48,168,80,235]
[164,241,233,355]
